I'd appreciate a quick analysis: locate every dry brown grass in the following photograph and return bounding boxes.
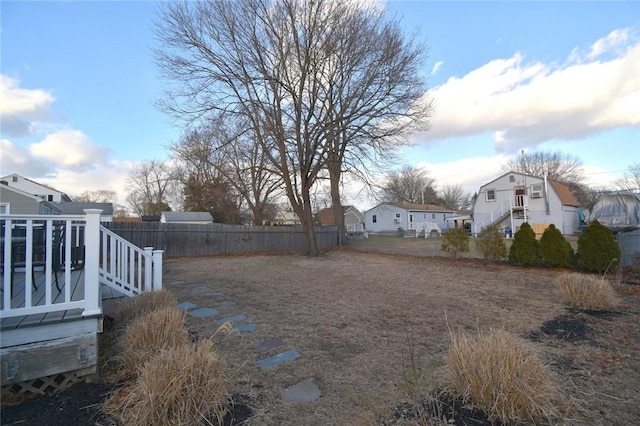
[116,288,177,325]
[107,339,230,426]
[446,328,561,424]
[558,272,617,310]
[119,306,190,371]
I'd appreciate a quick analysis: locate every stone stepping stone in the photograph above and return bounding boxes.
[257,349,301,369]
[234,323,258,333]
[281,379,321,403]
[188,307,219,318]
[217,301,237,307]
[215,314,247,325]
[192,285,212,293]
[254,338,284,354]
[177,301,197,311]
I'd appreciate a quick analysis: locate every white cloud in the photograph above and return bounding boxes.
[29,130,112,172]
[416,28,640,153]
[37,162,133,206]
[417,154,511,194]
[430,60,443,75]
[588,28,630,59]
[0,75,55,137]
[0,139,55,177]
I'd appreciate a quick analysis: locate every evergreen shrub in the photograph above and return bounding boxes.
[577,220,620,273]
[508,222,539,265]
[539,224,573,268]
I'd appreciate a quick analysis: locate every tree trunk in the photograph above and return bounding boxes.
[328,152,344,246]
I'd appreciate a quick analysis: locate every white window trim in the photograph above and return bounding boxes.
[0,202,9,214]
[486,189,496,202]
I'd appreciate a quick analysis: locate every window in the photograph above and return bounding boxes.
[486,189,496,201]
[47,195,54,202]
[394,213,401,223]
[0,203,8,214]
[372,215,377,223]
[424,214,427,219]
[432,213,436,219]
[509,175,515,182]
[12,176,17,182]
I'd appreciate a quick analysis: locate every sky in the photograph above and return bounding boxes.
[1,0,639,212]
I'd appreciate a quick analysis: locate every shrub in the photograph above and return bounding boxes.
[558,272,616,310]
[397,227,405,237]
[577,220,620,273]
[475,224,507,260]
[539,224,573,268]
[120,306,190,371]
[447,328,560,424]
[441,227,470,259]
[108,339,230,426]
[117,289,177,325]
[508,222,539,265]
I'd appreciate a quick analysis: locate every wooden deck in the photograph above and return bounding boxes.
[1,269,125,391]
[1,269,122,331]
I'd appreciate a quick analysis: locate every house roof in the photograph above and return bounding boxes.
[315,205,357,225]
[0,173,72,202]
[161,211,213,222]
[387,202,452,212]
[0,183,45,202]
[549,181,579,206]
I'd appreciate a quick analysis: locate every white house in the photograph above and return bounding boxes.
[160,211,213,224]
[473,172,580,236]
[364,202,454,234]
[0,174,72,204]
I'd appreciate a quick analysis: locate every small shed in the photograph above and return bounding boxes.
[160,211,213,224]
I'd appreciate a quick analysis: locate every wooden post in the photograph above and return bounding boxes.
[144,247,153,292]
[152,249,163,290]
[82,209,102,317]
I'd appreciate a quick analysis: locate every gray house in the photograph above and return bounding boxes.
[364,202,454,235]
[0,184,60,215]
[473,172,580,236]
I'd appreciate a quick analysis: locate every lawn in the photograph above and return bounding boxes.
[164,245,640,425]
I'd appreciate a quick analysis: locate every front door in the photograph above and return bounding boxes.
[515,187,525,207]
[409,214,414,229]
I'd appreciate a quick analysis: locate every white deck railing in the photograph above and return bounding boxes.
[99,225,163,297]
[473,196,529,236]
[0,210,162,319]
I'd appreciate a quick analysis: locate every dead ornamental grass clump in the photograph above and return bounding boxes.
[446,328,561,424]
[111,339,230,426]
[558,272,617,310]
[116,288,177,325]
[120,306,190,371]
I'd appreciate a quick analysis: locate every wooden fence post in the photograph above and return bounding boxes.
[82,209,102,316]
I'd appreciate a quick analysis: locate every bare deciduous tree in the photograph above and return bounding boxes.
[504,150,583,185]
[381,165,436,204]
[170,114,282,224]
[438,184,470,211]
[617,162,640,192]
[73,189,117,203]
[126,160,179,216]
[154,0,429,255]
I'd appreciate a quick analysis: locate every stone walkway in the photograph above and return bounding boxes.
[169,280,321,403]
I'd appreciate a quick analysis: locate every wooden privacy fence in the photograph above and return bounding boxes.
[103,223,338,257]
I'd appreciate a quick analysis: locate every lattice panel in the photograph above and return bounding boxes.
[1,371,82,396]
